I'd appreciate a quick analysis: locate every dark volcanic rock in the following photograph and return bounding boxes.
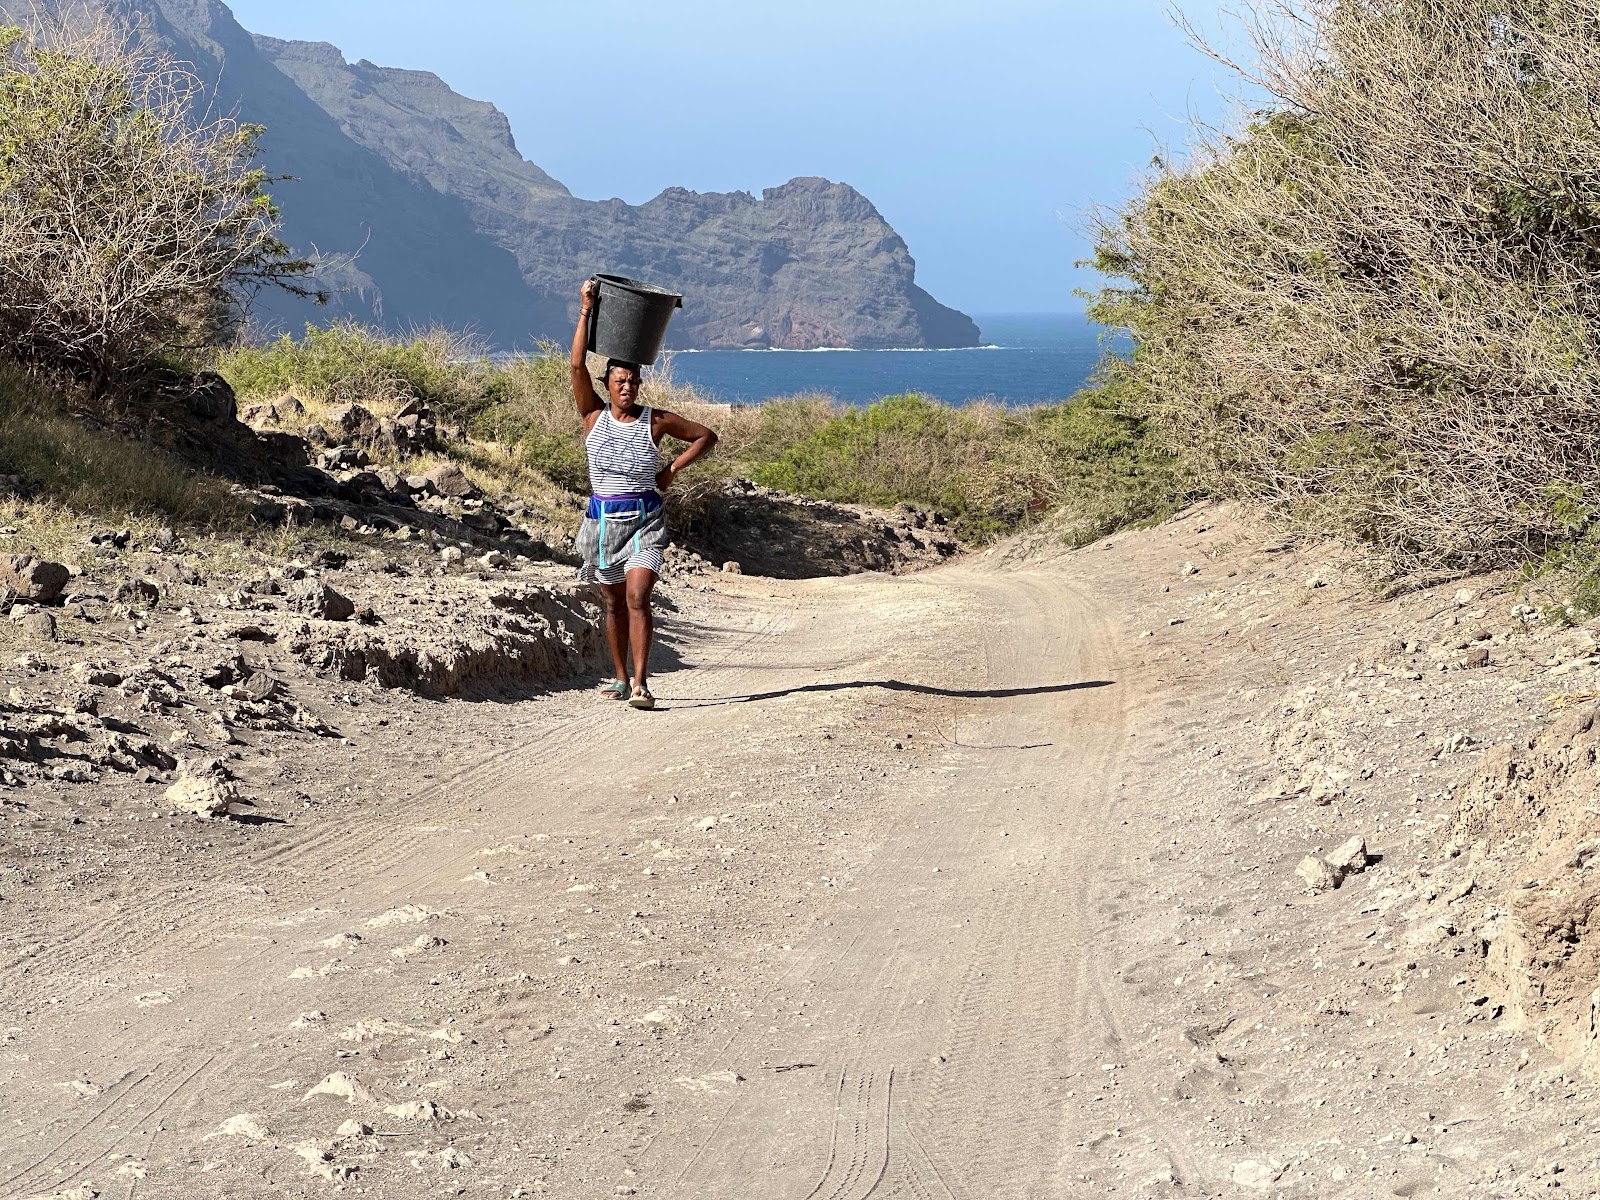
[290,580,356,622]
[185,372,237,422]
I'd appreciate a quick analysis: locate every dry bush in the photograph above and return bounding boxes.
[1094,0,1600,572]
[0,19,315,393]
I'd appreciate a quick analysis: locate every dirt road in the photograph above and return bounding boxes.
[9,519,1590,1200]
[1,552,1195,1199]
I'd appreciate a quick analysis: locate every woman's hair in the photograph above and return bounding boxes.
[604,358,640,383]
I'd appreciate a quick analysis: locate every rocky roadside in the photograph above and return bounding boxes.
[1005,502,1600,1195]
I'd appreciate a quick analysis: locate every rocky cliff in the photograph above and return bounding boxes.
[2,0,978,351]
[253,36,978,351]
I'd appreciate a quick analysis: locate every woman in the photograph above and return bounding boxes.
[571,278,718,710]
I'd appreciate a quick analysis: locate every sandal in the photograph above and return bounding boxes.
[597,677,629,700]
[628,684,656,710]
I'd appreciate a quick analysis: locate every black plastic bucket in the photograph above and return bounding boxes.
[587,274,684,366]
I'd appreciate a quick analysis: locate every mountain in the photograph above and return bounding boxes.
[2,0,980,351]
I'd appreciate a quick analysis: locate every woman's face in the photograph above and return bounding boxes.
[608,368,641,407]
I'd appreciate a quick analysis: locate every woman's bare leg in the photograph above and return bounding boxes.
[600,580,630,682]
[625,568,657,688]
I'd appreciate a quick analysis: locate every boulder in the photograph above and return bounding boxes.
[0,555,70,604]
[256,430,312,468]
[230,672,280,703]
[328,403,380,443]
[320,446,369,471]
[1326,836,1369,875]
[165,770,240,818]
[460,510,504,533]
[290,580,356,622]
[185,371,237,422]
[13,609,56,640]
[71,662,123,687]
[426,462,479,499]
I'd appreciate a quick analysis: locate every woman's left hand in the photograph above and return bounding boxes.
[656,465,677,492]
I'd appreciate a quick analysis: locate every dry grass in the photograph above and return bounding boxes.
[0,361,245,541]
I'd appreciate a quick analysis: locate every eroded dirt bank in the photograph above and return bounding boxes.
[5,504,1600,1199]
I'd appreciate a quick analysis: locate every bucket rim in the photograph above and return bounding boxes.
[592,273,684,303]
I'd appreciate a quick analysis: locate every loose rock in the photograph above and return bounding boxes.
[290,580,356,622]
[1295,854,1342,893]
[1326,836,1369,875]
[164,759,243,818]
[1,555,69,604]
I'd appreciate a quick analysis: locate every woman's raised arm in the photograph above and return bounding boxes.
[570,279,603,422]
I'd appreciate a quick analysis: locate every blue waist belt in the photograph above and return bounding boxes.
[586,491,662,519]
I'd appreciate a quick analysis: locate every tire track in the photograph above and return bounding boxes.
[0,1056,215,1200]
[640,565,1194,1197]
[4,602,794,1002]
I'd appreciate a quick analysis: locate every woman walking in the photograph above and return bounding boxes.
[571,278,718,709]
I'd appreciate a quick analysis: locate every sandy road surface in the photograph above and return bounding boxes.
[1,555,1193,1199]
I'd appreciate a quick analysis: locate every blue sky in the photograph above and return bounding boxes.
[226,0,1240,315]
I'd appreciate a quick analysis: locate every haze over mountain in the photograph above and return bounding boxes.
[4,0,980,351]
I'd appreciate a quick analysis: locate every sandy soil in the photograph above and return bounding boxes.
[4,505,1599,1199]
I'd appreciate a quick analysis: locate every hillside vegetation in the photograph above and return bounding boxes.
[1094,0,1600,581]
[218,325,1186,545]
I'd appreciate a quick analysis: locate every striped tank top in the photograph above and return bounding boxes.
[585,407,660,496]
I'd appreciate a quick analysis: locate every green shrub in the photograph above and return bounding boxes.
[749,382,1183,544]
[751,394,1000,527]
[1016,369,1191,546]
[218,323,481,415]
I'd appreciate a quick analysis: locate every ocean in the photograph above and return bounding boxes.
[657,312,1124,407]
